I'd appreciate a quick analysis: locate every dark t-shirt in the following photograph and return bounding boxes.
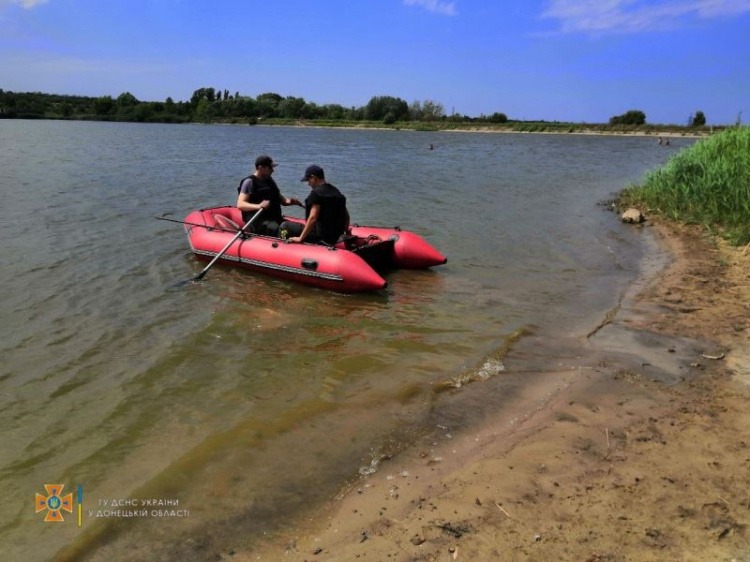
[305,183,348,244]
[239,175,283,224]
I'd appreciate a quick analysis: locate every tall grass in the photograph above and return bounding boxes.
[620,126,750,245]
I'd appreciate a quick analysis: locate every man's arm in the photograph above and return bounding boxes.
[288,204,320,243]
[281,195,303,207]
[237,179,268,212]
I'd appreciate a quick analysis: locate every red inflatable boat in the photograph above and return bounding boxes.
[182,206,447,293]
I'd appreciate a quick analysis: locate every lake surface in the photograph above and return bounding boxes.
[0,120,692,560]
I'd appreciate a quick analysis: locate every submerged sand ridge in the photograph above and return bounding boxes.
[238,221,750,561]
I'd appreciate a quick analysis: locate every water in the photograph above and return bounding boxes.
[0,120,692,560]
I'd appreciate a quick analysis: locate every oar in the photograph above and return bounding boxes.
[155,216,239,234]
[191,208,264,282]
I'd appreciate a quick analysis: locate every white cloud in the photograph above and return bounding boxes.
[694,0,750,16]
[404,0,457,16]
[0,0,49,8]
[542,0,750,34]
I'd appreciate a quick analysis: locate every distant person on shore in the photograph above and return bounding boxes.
[282,165,349,245]
[236,155,302,236]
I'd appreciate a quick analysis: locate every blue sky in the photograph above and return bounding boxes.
[1,0,748,124]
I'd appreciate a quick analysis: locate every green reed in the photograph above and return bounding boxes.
[620,126,750,245]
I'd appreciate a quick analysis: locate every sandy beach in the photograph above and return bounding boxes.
[261,121,711,139]
[238,219,750,561]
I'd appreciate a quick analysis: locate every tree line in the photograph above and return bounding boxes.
[0,87,509,125]
[0,87,710,128]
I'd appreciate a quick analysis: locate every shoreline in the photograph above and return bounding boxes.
[250,121,709,139]
[239,220,749,561]
[6,117,711,138]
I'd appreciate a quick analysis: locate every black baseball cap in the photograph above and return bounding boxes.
[300,164,325,181]
[255,155,277,168]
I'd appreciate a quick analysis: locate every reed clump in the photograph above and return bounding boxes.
[620,126,750,245]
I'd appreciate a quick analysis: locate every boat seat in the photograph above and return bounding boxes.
[212,213,241,232]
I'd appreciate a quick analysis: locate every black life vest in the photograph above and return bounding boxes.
[237,175,283,223]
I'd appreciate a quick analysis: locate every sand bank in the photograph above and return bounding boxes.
[238,220,749,561]
[253,121,709,139]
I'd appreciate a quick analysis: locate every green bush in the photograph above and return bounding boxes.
[610,110,646,125]
[691,110,706,127]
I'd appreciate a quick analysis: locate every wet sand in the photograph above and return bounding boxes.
[238,220,750,561]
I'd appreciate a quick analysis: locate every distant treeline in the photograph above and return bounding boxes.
[0,87,716,133]
[0,87,510,125]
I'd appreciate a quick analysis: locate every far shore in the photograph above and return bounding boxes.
[3,115,713,139]
[242,121,711,139]
[438,127,706,138]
